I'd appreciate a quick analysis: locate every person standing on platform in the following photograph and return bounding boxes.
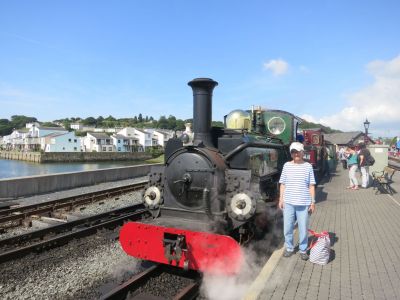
[358,142,371,188]
[346,146,359,190]
[279,142,316,261]
[338,147,347,169]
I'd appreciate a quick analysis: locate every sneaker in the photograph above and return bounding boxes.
[283,250,294,257]
[300,252,309,261]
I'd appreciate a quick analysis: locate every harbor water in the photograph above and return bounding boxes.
[0,158,146,179]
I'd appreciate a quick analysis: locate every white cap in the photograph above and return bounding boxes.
[290,142,304,152]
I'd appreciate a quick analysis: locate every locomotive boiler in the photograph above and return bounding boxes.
[120,78,301,274]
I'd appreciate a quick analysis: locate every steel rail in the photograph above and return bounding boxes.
[173,280,201,300]
[0,207,148,264]
[99,265,163,300]
[0,180,148,226]
[100,264,200,300]
[0,204,145,249]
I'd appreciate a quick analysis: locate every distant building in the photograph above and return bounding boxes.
[26,125,68,151]
[324,131,374,149]
[25,122,41,129]
[111,134,140,152]
[152,129,175,147]
[41,132,82,152]
[83,132,113,152]
[117,128,151,151]
[70,123,83,131]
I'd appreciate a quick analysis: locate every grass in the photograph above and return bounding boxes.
[145,154,164,164]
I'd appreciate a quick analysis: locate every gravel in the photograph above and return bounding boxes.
[0,176,199,299]
[131,270,194,299]
[0,177,147,241]
[0,229,141,299]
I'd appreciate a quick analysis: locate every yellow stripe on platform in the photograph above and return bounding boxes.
[243,245,284,300]
[243,228,299,300]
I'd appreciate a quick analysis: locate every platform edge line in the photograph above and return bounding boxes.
[242,244,284,300]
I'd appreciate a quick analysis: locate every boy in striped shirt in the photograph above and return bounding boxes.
[279,142,316,260]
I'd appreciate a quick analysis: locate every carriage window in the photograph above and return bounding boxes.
[312,135,320,144]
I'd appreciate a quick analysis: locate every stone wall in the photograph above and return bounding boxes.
[0,164,161,199]
[0,151,152,163]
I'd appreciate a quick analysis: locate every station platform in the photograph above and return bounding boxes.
[246,167,400,300]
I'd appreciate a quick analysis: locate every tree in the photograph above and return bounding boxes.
[10,115,37,129]
[96,116,104,126]
[175,119,185,131]
[82,117,97,126]
[138,113,143,123]
[0,119,12,136]
[212,121,224,128]
[157,116,168,129]
[167,115,177,130]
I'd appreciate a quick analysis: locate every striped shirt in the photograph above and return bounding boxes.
[279,161,316,206]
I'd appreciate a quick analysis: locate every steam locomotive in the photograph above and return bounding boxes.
[120,78,301,274]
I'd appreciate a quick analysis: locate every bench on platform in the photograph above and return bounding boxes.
[372,166,396,195]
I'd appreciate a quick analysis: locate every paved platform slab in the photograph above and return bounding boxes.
[253,167,400,300]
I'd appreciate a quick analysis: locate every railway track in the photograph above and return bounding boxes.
[0,180,148,228]
[0,204,148,264]
[100,264,201,300]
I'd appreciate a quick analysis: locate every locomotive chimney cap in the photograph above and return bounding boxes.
[188,78,218,88]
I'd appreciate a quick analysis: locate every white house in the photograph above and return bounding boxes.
[41,132,82,152]
[111,134,140,152]
[153,129,174,147]
[2,128,28,151]
[26,125,68,151]
[117,128,153,151]
[83,132,113,152]
[70,123,83,131]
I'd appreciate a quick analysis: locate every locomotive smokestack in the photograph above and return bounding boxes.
[188,78,218,146]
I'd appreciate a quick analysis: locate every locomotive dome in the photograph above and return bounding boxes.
[225,109,251,130]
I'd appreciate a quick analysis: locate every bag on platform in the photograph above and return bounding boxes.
[308,230,330,265]
[367,154,375,166]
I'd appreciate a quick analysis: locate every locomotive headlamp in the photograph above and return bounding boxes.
[143,186,162,209]
[227,193,256,221]
[268,117,286,135]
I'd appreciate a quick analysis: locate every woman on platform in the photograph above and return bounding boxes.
[345,147,359,190]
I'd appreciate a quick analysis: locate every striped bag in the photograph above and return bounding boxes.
[308,230,330,265]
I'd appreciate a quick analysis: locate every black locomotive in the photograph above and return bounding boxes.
[120,78,301,274]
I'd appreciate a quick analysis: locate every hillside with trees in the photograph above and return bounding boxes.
[0,115,38,136]
[2,113,335,136]
[299,120,342,134]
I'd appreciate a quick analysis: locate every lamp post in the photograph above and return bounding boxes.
[363,118,370,145]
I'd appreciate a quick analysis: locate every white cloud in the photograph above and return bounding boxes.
[302,54,400,136]
[301,114,318,123]
[263,59,289,76]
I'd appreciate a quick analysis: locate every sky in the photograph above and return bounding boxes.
[1,0,399,137]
